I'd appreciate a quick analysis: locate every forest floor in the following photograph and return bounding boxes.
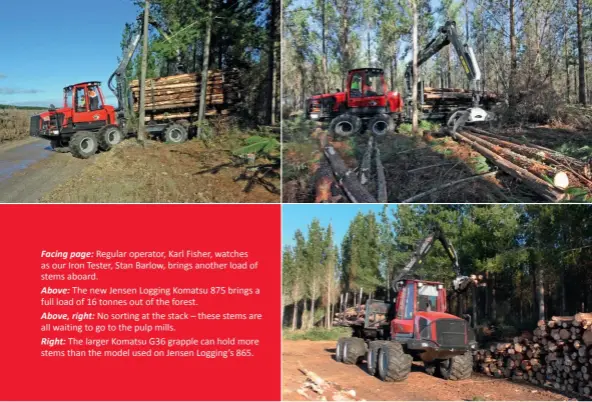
[283,340,570,401]
[42,134,280,203]
[0,130,279,203]
[282,117,592,203]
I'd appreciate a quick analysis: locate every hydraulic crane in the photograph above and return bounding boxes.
[404,21,494,130]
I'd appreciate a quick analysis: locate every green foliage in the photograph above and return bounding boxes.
[0,104,44,110]
[233,135,280,157]
[469,155,490,174]
[283,327,351,341]
[398,123,413,134]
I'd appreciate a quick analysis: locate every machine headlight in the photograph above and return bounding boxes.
[437,284,443,290]
[52,130,59,135]
[418,282,424,287]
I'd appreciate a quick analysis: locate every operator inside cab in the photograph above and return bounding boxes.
[88,86,101,111]
[417,284,439,313]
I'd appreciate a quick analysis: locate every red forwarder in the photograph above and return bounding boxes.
[335,227,478,382]
[306,68,404,137]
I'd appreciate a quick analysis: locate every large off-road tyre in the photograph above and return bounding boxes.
[368,114,395,137]
[335,337,348,362]
[329,114,362,137]
[439,352,473,381]
[163,123,188,144]
[97,124,123,151]
[69,131,98,159]
[367,341,388,376]
[424,361,439,376]
[50,138,70,153]
[377,342,413,382]
[343,337,366,365]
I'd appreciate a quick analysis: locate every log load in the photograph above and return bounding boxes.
[421,87,499,117]
[473,312,592,397]
[129,69,241,119]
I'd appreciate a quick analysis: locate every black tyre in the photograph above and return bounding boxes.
[343,337,366,365]
[335,337,347,362]
[163,123,188,144]
[69,131,98,159]
[424,361,439,376]
[439,352,473,381]
[329,114,362,137]
[367,341,387,376]
[368,114,395,136]
[97,124,123,151]
[377,342,412,382]
[50,138,70,153]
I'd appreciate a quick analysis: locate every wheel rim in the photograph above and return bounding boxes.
[367,349,374,371]
[336,342,342,361]
[169,128,183,142]
[343,342,349,360]
[373,121,388,135]
[337,121,353,134]
[107,129,121,144]
[80,137,94,153]
[378,349,386,378]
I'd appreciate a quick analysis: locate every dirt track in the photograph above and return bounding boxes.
[283,340,570,401]
[0,138,89,202]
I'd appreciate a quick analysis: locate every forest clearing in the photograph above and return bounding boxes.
[40,124,279,203]
[283,340,568,401]
[282,117,592,203]
[0,0,280,202]
[282,0,592,203]
[282,204,592,400]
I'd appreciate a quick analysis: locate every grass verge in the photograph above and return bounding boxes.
[283,327,351,341]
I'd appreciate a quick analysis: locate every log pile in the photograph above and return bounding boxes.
[450,127,592,202]
[473,313,592,397]
[333,304,387,327]
[130,69,241,120]
[422,87,498,117]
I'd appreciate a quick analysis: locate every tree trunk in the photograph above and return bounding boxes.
[292,298,299,330]
[266,0,279,125]
[577,0,587,105]
[492,274,497,321]
[447,46,453,88]
[137,0,151,145]
[197,0,213,138]
[310,284,317,328]
[508,0,518,111]
[321,0,329,94]
[538,266,545,321]
[411,0,419,133]
[326,271,332,329]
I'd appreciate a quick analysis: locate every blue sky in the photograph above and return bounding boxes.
[0,0,139,107]
[282,204,398,248]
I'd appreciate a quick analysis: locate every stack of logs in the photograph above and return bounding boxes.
[333,303,387,327]
[130,69,240,120]
[473,313,592,397]
[450,127,592,202]
[422,87,498,117]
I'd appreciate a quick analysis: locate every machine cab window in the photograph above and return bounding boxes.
[364,71,384,97]
[64,88,73,108]
[88,85,103,111]
[75,88,87,112]
[396,283,415,320]
[417,283,439,312]
[350,73,363,98]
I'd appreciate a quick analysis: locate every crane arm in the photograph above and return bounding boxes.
[107,15,183,119]
[404,21,482,107]
[392,225,472,293]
